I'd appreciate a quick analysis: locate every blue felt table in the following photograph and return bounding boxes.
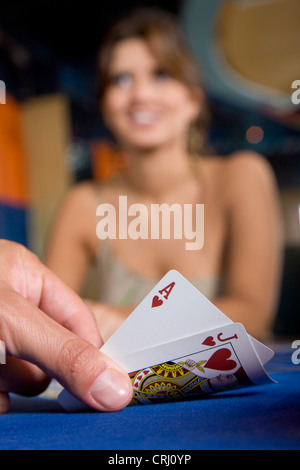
[1,342,300,450]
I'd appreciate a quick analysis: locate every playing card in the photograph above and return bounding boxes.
[128,323,274,406]
[116,323,273,380]
[101,270,273,366]
[171,323,274,385]
[101,270,231,357]
[58,271,274,411]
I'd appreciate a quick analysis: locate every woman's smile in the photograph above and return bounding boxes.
[129,110,159,127]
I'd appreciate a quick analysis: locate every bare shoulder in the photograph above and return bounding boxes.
[224,150,275,180]
[202,151,277,200]
[52,180,98,243]
[62,180,96,210]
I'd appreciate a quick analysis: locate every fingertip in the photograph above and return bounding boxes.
[89,368,133,411]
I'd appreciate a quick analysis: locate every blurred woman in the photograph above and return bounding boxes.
[45,8,282,341]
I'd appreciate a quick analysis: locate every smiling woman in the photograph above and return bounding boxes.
[45,7,282,342]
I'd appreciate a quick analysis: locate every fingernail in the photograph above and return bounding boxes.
[90,368,132,410]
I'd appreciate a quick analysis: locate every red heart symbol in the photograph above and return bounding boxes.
[202,336,216,347]
[152,295,163,308]
[205,348,237,371]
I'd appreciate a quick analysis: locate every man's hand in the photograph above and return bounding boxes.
[0,240,133,413]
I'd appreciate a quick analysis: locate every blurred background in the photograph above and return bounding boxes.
[0,0,299,336]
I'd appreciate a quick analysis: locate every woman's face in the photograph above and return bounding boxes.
[101,38,201,153]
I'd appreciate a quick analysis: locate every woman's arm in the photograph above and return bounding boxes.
[214,152,283,340]
[45,182,98,294]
